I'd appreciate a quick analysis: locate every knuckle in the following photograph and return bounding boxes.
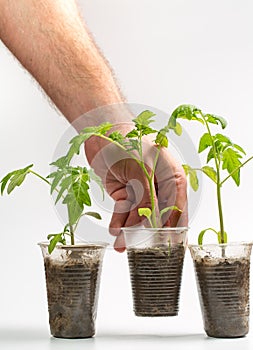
[175,168,187,191]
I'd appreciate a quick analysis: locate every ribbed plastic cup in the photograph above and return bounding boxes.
[122,227,188,317]
[189,242,253,338]
[39,242,108,338]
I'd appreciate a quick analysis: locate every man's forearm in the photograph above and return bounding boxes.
[0,0,124,122]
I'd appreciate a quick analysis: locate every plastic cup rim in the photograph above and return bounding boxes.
[121,226,189,232]
[38,241,109,249]
[188,241,253,248]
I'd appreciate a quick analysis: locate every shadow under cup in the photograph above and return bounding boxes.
[122,227,188,317]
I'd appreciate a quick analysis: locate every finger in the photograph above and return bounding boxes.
[113,200,147,253]
[125,164,159,222]
[114,233,126,253]
[109,198,133,236]
[155,149,188,227]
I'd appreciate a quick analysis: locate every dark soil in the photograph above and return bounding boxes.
[194,257,250,338]
[44,251,101,338]
[127,244,185,316]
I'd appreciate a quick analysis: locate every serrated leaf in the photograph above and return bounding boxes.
[48,233,66,254]
[133,110,156,128]
[1,172,13,195]
[64,193,84,226]
[201,166,217,183]
[127,139,140,152]
[198,133,213,153]
[97,123,113,135]
[50,156,68,169]
[205,114,227,129]
[214,133,231,144]
[155,129,168,147]
[222,148,242,186]
[66,124,113,164]
[72,178,91,206]
[109,131,125,143]
[50,171,64,194]
[55,175,72,204]
[141,126,157,136]
[234,144,246,155]
[85,212,102,220]
[126,129,138,138]
[170,104,203,124]
[6,164,33,194]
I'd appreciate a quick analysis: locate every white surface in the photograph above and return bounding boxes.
[1,329,253,350]
[1,0,253,349]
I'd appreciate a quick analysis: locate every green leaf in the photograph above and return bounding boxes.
[127,139,140,152]
[64,193,84,226]
[6,164,33,195]
[183,165,199,191]
[214,133,231,144]
[109,131,125,143]
[85,212,102,220]
[1,172,14,195]
[198,228,219,245]
[189,169,199,192]
[140,125,157,136]
[170,104,203,125]
[207,147,215,163]
[96,123,113,135]
[222,148,242,186]
[62,168,92,225]
[234,144,246,155]
[182,164,190,175]
[174,122,182,136]
[138,207,152,219]
[47,233,66,254]
[50,171,64,194]
[55,175,72,204]
[133,110,156,127]
[155,128,168,147]
[159,205,182,219]
[72,177,91,206]
[198,133,213,153]
[126,129,138,138]
[205,114,227,129]
[201,166,217,183]
[50,156,68,169]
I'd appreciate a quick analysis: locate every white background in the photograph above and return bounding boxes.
[1,0,253,349]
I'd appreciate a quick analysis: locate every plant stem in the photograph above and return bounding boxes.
[220,155,253,186]
[202,114,225,243]
[70,225,75,245]
[29,170,51,185]
[98,132,159,228]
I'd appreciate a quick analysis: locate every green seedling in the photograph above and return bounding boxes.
[169,104,253,245]
[1,158,102,253]
[64,111,182,228]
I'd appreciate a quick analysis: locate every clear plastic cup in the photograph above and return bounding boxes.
[189,242,253,338]
[122,227,188,317]
[39,242,108,338]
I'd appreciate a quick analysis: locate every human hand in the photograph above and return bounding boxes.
[85,125,187,252]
